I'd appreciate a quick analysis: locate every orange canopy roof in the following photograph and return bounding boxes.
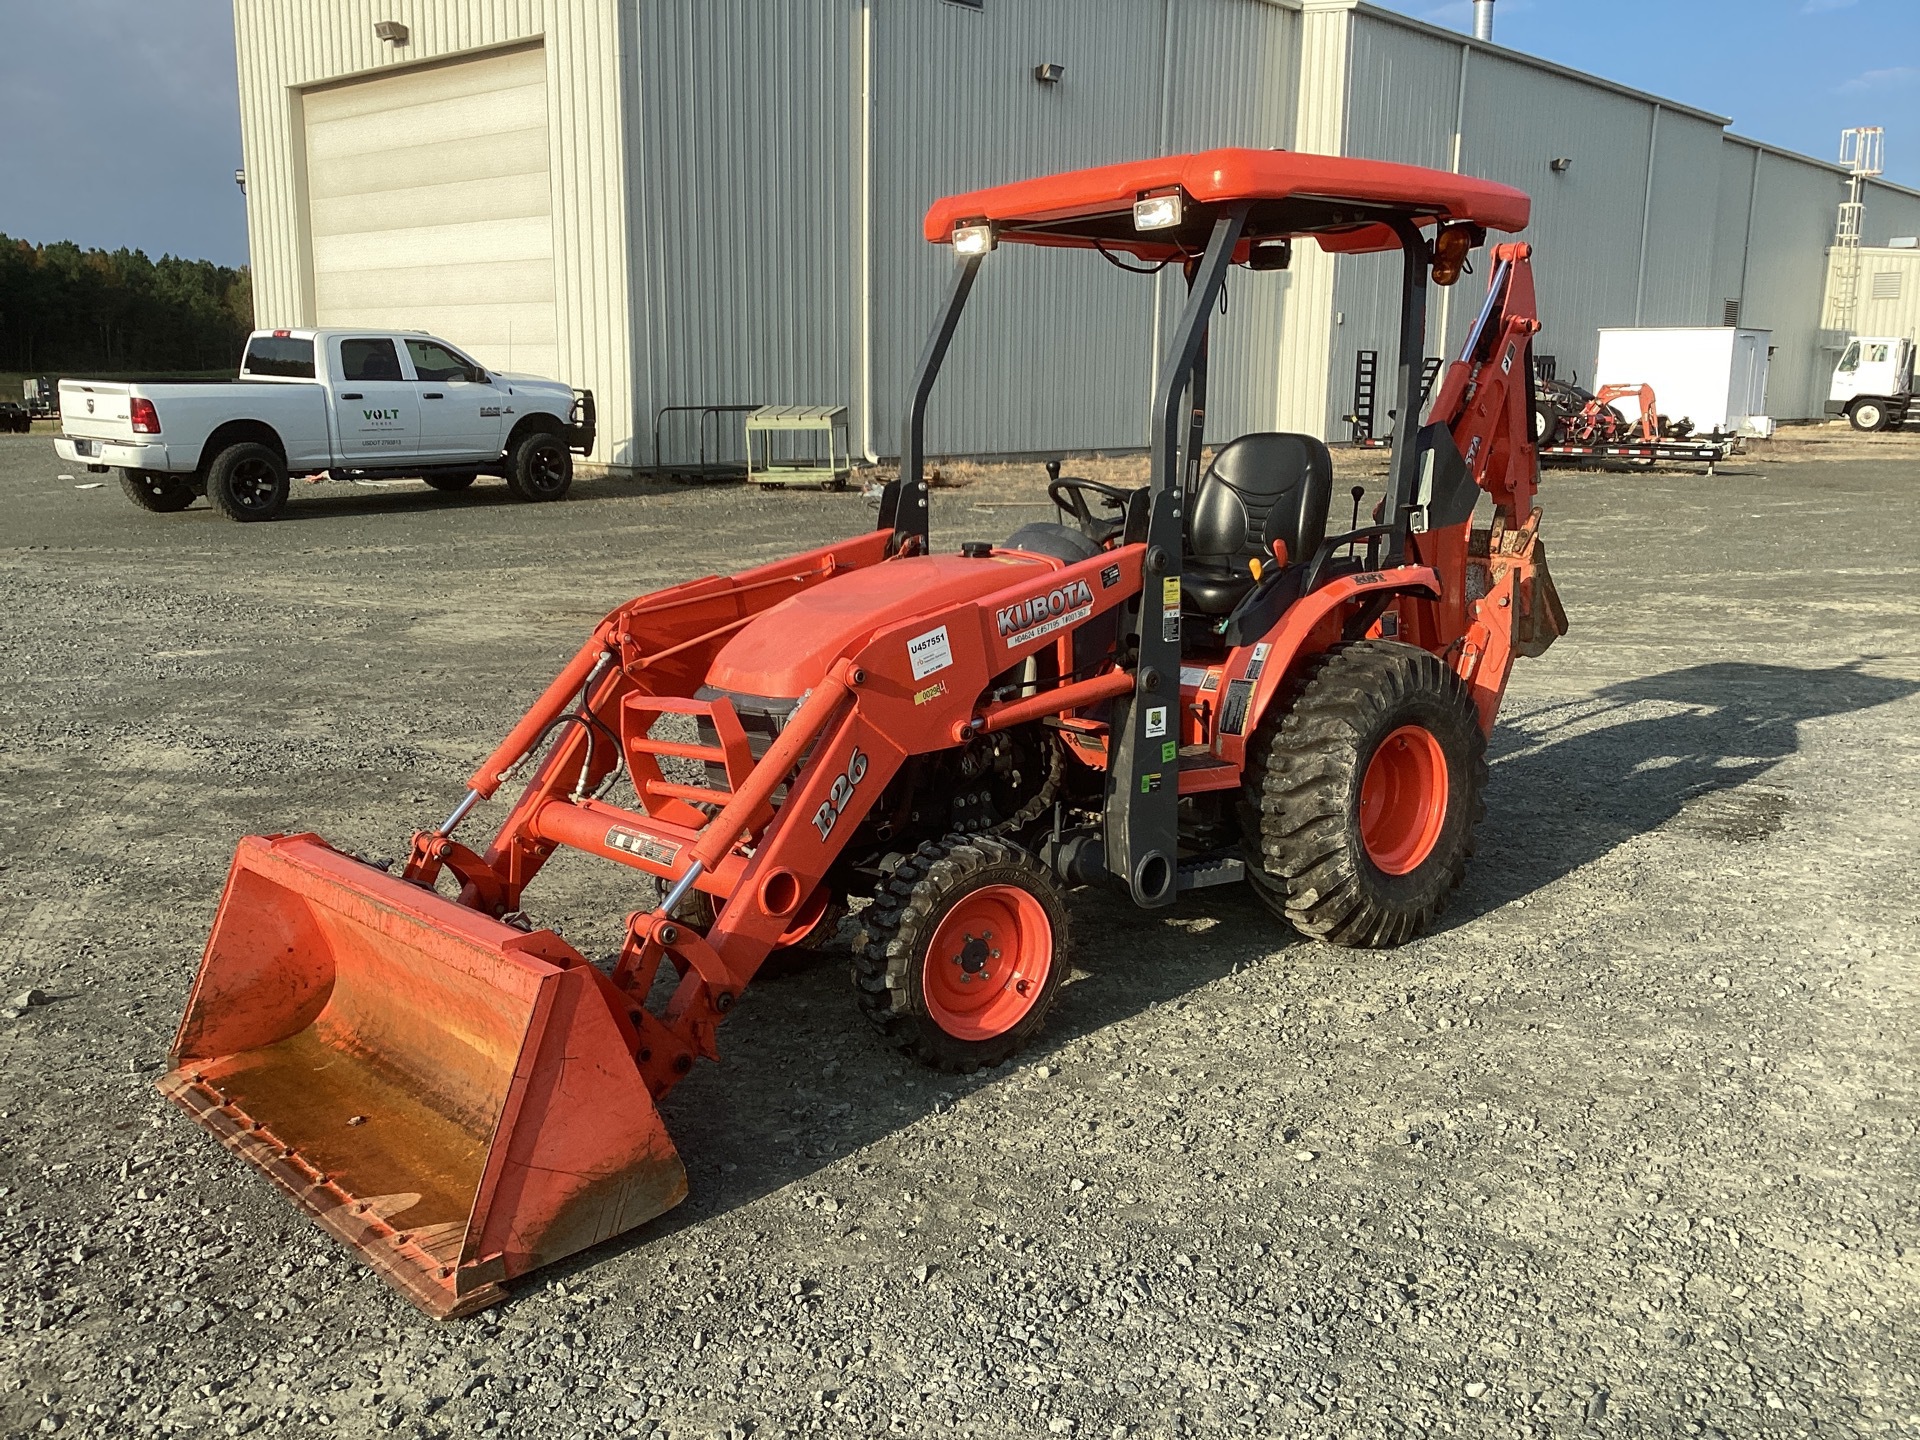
[923,147,1531,259]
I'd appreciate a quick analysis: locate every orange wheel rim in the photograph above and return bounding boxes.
[922,885,1053,1041]
[1359,724,1449,876]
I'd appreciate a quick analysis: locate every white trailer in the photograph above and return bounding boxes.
[1592,327,1773,437]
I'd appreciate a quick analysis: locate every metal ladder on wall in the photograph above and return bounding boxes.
[1830,127,1885,335]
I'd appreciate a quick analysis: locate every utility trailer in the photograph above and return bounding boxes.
[1539,436,1738,473]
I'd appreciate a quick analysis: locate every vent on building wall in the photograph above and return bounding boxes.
[943,0,984,9]
[1871,272,1903,301]
[1723,300,1742,327]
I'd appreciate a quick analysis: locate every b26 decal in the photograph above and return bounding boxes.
[812,747,870,840]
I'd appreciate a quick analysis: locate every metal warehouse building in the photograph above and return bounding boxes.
[233,0,1920,469]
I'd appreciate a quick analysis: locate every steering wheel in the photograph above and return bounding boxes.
[1046,472,1135,541]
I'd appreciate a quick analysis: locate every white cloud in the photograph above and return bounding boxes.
[1840,66,1919,94]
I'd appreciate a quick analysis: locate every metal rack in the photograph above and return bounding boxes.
[650,404,760,483]
[744,405,851,490]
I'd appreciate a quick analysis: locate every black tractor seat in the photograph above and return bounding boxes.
[1183,432,1333,616]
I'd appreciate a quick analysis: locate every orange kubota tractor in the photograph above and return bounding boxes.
[162,149,1565,1317]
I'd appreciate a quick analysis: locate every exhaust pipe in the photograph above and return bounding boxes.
[1473,0,1495,41]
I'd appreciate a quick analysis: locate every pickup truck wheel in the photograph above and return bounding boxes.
[1849,400,1888,433]
[206,442,290,522]
[423,471,478,492]
[119,469,196,513]
[505,430,572,502]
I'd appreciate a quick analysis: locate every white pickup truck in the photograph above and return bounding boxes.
[54,329,595,521]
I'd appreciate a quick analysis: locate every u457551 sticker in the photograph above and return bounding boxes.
[907,625,953,681]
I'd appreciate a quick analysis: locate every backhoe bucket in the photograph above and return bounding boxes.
[159,834,687,1318]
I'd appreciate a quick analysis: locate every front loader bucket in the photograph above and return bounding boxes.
[159,834,687,1317]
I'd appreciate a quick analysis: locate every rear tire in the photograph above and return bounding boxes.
[119,468,195,513]
[423,471,478,492]
[205,442,289,522]
[505,429,572,502]
[854,835,1068,1073]
[1241,641,1487,948]
[1849,400,1888,433]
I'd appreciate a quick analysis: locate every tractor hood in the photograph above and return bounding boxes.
[706,553,1053,700]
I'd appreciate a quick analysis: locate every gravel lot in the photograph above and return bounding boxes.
[0,433,1915,1439]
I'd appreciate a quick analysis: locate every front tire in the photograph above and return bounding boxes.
[205,442,289,522]
[119,468,195,513]
[1242,641,1488,948]
[854,835,1068,1073]
[505,429,572,502]
[1849,400,1887,433]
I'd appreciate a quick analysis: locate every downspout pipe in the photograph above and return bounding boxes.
[857,0,877,463]
[1472,0,1495,42]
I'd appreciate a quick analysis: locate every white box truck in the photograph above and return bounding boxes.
[1592,327,1772,437]
[1826,336,1914,432]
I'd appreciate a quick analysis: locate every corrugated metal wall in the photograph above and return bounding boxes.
[861,0,1305,459]
[1640,108,1725,325]
[1271,0,1351,435]
[1830,248,1920,351]
[237,0,1914,461]
[231,0,633,463]
[1716,139,1842,419]
[1861,182,1920,248]
[869,0,1161,460]
[1711,142,1763,326]
[1160,0,1302,443]
[1334,9,1737,431]
[620,0,855,469]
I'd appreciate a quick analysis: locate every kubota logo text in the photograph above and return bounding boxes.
[812,747,870,841]
[997,579,1095,648]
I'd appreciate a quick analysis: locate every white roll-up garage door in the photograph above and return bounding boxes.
[303,45,559,380]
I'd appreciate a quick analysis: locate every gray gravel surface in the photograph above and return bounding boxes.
[0,437,1915,1438]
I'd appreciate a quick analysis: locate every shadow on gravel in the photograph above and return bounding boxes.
[264,474,655,521]
[568,891,1253,1273]
[540,660,1918,1290]
[1453,659,1918,923]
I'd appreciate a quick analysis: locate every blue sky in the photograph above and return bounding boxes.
[1371,0,1919,175]
[0,0,1914,269]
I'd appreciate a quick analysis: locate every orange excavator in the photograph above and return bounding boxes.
[161,149,1565,1316]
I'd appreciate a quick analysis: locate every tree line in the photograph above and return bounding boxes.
[0,234,254,376]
